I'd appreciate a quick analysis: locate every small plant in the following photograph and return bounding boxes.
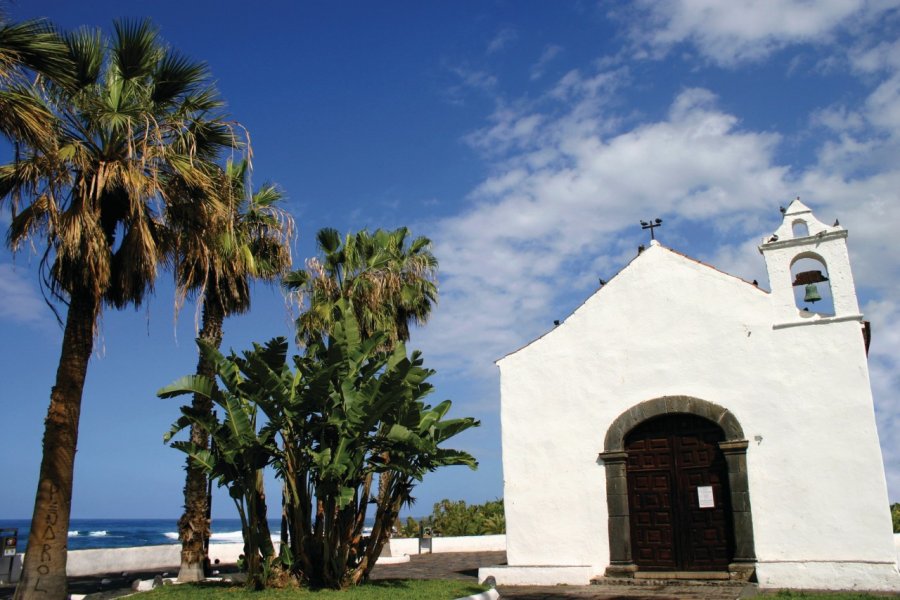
[891,503,900,533]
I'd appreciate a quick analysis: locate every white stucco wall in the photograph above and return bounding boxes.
[497,227,899,590]
[386,535,506,556]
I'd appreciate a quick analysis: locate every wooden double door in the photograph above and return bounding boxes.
[625,414,734,571]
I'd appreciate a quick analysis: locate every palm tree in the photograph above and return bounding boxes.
[167,158,293,581]
[0,20,233,600]
[284,227,437,350]
[0,17,75,148]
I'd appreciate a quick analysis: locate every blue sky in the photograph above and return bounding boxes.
[3,0,900,519]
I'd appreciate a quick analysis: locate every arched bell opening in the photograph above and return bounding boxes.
[598,396,756,580]
[790,252,834,316]
[791,219,810,238]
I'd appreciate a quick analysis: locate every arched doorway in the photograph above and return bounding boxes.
[625,414,733,571]
[598,396,756,580]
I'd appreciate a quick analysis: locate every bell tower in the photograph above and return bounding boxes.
[759,198,862,327]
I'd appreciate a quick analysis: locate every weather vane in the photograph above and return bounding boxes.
[640,218,663,241]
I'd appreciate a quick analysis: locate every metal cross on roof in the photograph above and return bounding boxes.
[640,218,663,241]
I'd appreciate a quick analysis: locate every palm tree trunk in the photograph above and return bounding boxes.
[177,300,224,582]
[14,292,99,600]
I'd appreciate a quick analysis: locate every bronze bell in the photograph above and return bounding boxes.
[804,283,822,303]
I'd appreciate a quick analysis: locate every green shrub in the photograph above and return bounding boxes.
[398,498,505,537]
[892,503,900,533]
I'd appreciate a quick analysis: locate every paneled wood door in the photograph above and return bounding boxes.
[625,414,733,571]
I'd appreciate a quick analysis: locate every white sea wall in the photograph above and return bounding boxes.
[0,534,507,581]
[67,542,249,576]
[68,544,181,576]
[0,542,248,582]
[386,534,506,556]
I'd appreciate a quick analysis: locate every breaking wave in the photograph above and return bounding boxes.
[68,530,109,537]
[164,530,280,544]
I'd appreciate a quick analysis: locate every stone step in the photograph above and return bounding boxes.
[593,574,749,587]
[636,571,731,581]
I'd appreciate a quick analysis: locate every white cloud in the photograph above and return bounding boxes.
[703,236,772,288]
[0,262,47,325]
[451,66,498,91]
[530,44,563,80]
[849,37,900,74]
[865,73,900,131]
[625,0,895,66]
[811,106,866,133]
[419,87,789,377]
[464,108,545,157]
[465,67,629,159]
[810,11,900,144]
[487,28,518,55]
[443,65,499,106]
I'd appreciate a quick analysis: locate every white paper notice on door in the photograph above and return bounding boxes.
[697,485,715,508]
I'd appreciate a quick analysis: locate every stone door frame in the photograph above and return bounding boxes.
[597,395,756,579]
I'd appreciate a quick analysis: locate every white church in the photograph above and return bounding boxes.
[480,199,900,591]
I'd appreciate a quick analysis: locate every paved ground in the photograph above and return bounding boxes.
[496,583,753,600]
[371,550,504,581]
[371,552,755,598]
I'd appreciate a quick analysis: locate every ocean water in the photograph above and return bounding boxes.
[0,518,276,552]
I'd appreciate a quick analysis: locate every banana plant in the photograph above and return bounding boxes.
[272,299,479,589]
[275,303,399,588]
[159,339,282,590]
[160,299,480,590]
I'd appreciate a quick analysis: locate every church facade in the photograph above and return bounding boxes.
[480,200,899,590]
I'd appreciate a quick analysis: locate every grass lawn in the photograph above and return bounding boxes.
[773,591,898,599]
[142,579,489,599]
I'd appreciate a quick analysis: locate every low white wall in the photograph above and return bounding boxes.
[433,534,506,553]
[68,542,250,577]
[0,542,250,581]
[386,537,419,557]
[387,535,506,556]
[1,535,507,580]
[68,544,177,576]
[207,543,246,567]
